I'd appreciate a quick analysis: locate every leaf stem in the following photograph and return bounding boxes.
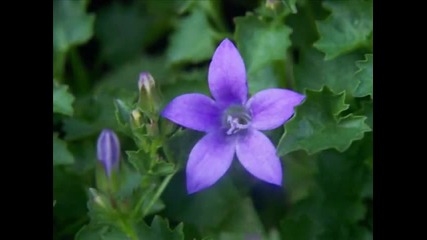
[141,173,175,216]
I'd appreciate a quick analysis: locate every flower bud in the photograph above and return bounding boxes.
[137,72,158,115]
[97,129,121,178]
[266,0,280,10]
[138,72,155,96]
[131,109,142,128]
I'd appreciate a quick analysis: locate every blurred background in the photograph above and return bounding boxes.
[53,0,373,239]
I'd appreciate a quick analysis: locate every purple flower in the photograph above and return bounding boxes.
[97,129,121,178]
[161,39,305,194]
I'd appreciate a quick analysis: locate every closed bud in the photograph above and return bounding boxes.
[97,129,121,178]
[266,0,280,10]
[137,72,159,115]
[131,109,142,128]
[138,72,155,95]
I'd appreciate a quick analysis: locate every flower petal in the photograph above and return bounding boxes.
[247,88,305,130]
[161,93,221,132]
[236,129,282,186]
[186,131,236,194]
[208,38,248,105]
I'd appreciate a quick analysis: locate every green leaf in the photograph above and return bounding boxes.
[280,215,320,240]
[75,225,128,240]
[282,0,298,14]
[95,2,147,66]
[127,150,151,175]
[313,0,373,60]
[354,54,373,98]
[235,15,292,75]
[53,0,95,52]
[277,87,370,156]
[53,83,75,116]
[162,172,241,232]
[294,49,362,96]
[53,133,74,165]
[216,198,264,236]
[167,9,216,64]
[280,149,372,240]
[247,61,284,95]
[137,216,184,240]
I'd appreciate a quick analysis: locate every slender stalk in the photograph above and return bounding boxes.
[141,173,175,216]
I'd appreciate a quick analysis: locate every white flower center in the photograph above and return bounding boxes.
[223,106,251,135]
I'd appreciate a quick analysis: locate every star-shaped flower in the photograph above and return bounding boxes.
[161,39,305,193]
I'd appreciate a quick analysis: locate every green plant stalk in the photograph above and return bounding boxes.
[141,173,175,217]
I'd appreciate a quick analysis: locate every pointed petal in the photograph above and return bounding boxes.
[208,39,248,105]
[247,88,305,130]
[236,129,282,185]
[161,93,221,132]
[186,131,236,193]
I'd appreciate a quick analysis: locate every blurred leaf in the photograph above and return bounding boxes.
[281,149,372,240]
[53,133,74,165]
[163,172,241,233]
[277,87,370,156]
[75,225,129,240]
[167,9,216,64]
[163,129,204,168]
[283,0,298,13]
[294,49,362,96]
[235,15,292,75]
[95,55,174,95]
[283,153,317,203]
[151,162,176,176]
[354,54,373,98]
[53,83,75,116]
[137,216,184,240]
[63,94,118,141]
[87,188,117,225]
[53,0,95,52]
[216,198,264,236]
[359,101,373,130]
[280,215,320,240]
[53,0,94,79]
[313,0,373,60]
[95,2,147,66]
[127,149,176,177]
[247,61,283,95]
[127,150,151,175]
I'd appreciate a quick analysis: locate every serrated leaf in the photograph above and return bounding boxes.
[235,15,292,75]
[167,9,216,64]
[127,150,151,175]
[294,49,362,96]
[151,161,175,176]
[354,54,373,98]
[277,88,370,156]
[53,0,95,52]
[53,83,75,116]
[53,133,74,165]
[137,215,184,240]
[313,0,373,60]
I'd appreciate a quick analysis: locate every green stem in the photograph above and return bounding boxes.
[131,184,154,218]
[141,173,175,216]
[118,218,139,240]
